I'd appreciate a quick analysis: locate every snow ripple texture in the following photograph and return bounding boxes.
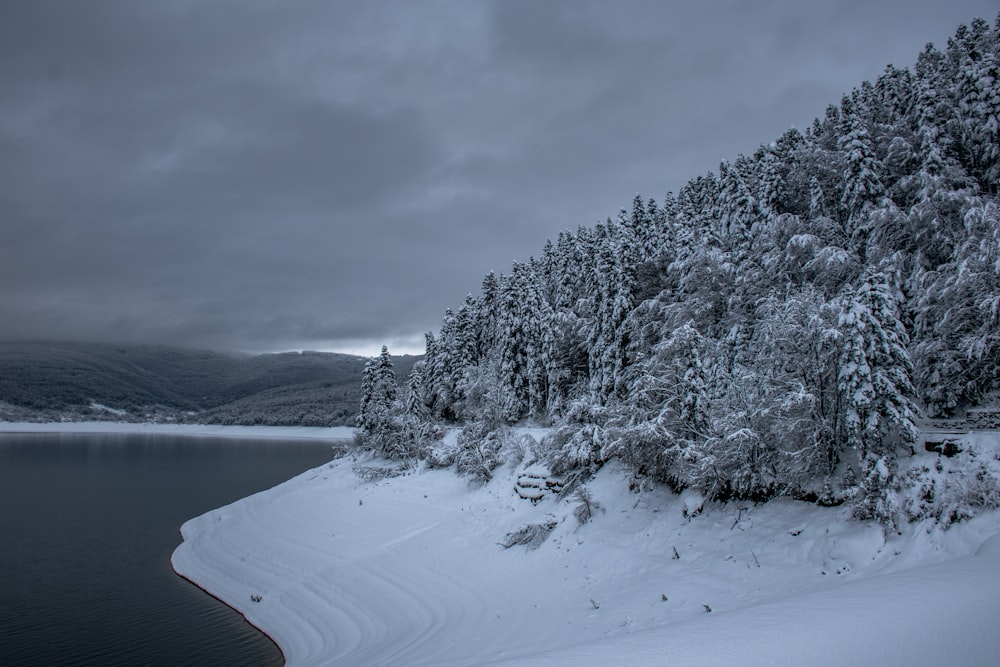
[173,456,1000,666]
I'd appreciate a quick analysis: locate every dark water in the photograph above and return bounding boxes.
[0,432,340,666]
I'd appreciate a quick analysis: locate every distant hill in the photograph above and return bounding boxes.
[0,341,418,426]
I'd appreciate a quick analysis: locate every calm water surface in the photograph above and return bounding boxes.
[0,432,339,666]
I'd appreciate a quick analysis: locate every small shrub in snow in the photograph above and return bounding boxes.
[503,433,534,467]
[422,434,460,468]
[573,487,602,525]
[354,465,408,482]
[354,410,430,461]
[901,447,1000,528]
[851,456,900,528]
[556,468,595,500]
[600,420,679,489]
[815,479,845,507]
[965,464,1000,508]
[500,520,558,549]
[681,490,705,519]
[330,442,351,460]
[455,421,506,482]
[848,441,1000,529]
[563,398,609,425]
[545,423,604,476]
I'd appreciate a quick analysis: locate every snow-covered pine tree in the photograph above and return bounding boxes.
[715,160,760,252]
[837,270,921,524]
[957,45,999,193]
[675,172,720,255]
[493,263,553,421]
[873,64,916,128]
[477,271,500,358]
[914,201,1000,414]
[646,196,672,260]
[357,345,398,435]
[552,231,582,312]
[404,360,427,419]
[626,193,659,261]
[427,311,460,419]
[838,270,919,458]
[588,219,639,404]
[912,43,956,183]
[446,297,483,419]
[838,111,886,257]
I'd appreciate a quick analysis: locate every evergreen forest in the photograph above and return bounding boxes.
[358,16,1000,524]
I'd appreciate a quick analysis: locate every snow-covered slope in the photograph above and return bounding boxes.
[171,432,1000,666]
[495,533,1000,666]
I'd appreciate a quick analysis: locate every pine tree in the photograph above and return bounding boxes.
[627,193,656,260]
[874,64,915,127]
[478,271,500,357]
[675,172,720,254]
[357,346,398,434]
[715,160,761,253]
[588,220,638,403]
[492,264,553,421]
[757,144,783,220]
[838,271,919,458]
[914,201,1000,413]
[958,48,1000,192]
[405,361,427,418]
[839,114,886,256]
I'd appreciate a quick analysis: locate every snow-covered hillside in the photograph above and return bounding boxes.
[172,430,1000,666]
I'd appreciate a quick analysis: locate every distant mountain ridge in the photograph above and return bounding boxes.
[0,341,418,427]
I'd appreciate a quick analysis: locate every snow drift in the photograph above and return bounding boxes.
[172,432,1000,666]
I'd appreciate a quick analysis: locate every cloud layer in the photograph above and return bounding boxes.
[1,1,994,354]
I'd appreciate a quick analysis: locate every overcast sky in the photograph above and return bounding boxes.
[1,1,995,356]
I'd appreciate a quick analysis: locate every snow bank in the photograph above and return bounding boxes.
[0,421,354,441]
[495,538,1000,666]
[172,440,1000,666]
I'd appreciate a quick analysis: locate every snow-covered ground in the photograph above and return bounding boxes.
[0,421,354,441]
[172,431,1000,666]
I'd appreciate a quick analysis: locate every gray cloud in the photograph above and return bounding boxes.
[0,0,995,355]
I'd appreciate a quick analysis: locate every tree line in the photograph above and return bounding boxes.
[358,16,1000,521]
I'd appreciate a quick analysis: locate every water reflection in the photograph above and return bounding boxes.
[0,432,338,666]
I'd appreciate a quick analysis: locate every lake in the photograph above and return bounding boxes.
[0,432,340,666]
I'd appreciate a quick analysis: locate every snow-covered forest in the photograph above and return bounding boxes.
[359,16,1000,525]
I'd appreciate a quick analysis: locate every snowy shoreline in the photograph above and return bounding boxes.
[6,420,999,663]
[171,434,1000,666]
[0,421,355,441]
[174,564,289,665]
